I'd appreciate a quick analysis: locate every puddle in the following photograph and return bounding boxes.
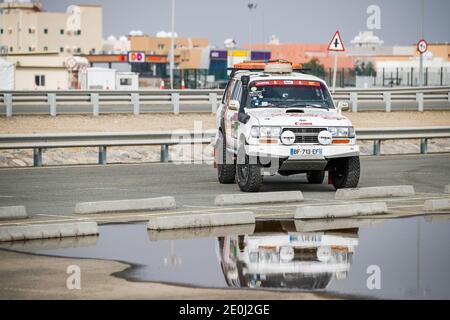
[2,214,450,299]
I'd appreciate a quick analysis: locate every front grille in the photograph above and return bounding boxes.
[282,127,326,144]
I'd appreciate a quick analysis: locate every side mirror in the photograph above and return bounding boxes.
[337,101,349,112]
[229,100,240,111]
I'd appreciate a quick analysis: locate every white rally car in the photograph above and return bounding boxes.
[214,60,360,192]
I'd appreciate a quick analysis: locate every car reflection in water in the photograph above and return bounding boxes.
[217,221,359,290]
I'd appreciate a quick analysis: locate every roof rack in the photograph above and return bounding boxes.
[227,59,311,77]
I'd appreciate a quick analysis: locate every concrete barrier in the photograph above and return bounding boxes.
[148,211,255,230]
[75,196,176,214]
[445,185,450,194]
[214,191,303,206]
[423,198,450,211]
[148,224,255,241]
[0,206,28,220]
[335,185,415,200]
[295,218,386,232]
[295,202,388,219]
[0,222,99,242]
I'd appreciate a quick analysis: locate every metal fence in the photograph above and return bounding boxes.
[1,86,449,116]
[322,67,449,87]
[1,127,449,167]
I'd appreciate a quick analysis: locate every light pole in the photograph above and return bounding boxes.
[169,0,175,89]
[419,0,425,87]
[247,2,257,51]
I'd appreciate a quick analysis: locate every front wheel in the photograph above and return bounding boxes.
[329,156,360,189]
[217,130,236,184]
[236,145,263,192]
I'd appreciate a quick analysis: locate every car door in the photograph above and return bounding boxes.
[225,79,242,151]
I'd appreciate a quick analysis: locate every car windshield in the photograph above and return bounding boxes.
[247,80,334,109]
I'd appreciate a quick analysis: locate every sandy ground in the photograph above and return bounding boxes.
[1,111,450,134]
[0,249,329,300]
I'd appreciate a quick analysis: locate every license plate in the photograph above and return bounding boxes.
[290,147,323,157]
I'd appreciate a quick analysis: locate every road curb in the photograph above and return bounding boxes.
[75,196,176,214]
[0,206,28,220]
[0,235,98,250]
[424,198,450,211]
[445,185,450,194]
[148,211,255,230]
[335,185,415,200]
[295,202,388,219]
[214,191,303,206]
[0,222,99,242]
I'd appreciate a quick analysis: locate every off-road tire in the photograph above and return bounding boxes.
[217,130,236,184]
[330,156,360,189]
[306,171,325,184]
[236,145,263,192]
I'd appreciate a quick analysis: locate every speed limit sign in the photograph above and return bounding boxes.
[417,39,428,54]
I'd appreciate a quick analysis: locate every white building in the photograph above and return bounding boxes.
[102,35,131,54]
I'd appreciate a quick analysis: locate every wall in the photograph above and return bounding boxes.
[14,68,69,90]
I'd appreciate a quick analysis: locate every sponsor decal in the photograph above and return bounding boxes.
[254,80,321,87]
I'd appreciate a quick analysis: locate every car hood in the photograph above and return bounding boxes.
[246,108,352,127]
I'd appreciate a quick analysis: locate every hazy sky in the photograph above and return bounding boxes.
[39,0,450,47]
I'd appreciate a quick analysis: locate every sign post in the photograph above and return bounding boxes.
[417,39,428,87]
[327,31,345,93]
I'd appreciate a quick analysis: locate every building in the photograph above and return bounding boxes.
[209,49,271,82]
[103,35,130,54]
[243,43,355,69]
[350,31,384,47]
[127,34,210,88]
[130,34,209,56]
[129,34,210,72]
[2,52,91,90]
[3,53,71,90]
[0,1,102,55]
[414,43,450,62]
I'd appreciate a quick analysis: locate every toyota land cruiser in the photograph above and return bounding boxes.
[214,60,360,192]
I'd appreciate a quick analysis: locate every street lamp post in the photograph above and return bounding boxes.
[419,0,425,87]
[170,0,175,90]
[247,2,257,51]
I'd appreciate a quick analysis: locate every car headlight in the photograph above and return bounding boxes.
[250,126,281,138]
[328,126,355,138]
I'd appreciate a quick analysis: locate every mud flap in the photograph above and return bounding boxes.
[328,172,333,184]
[214,145,218,169]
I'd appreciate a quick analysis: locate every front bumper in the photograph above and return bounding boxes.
[246,143,360,160]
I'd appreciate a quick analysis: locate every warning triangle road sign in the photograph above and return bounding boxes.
[328,31,345,52]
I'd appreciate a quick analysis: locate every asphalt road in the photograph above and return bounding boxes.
[4,100,450,115]
[0,154,449,218]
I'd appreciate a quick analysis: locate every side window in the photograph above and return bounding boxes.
[223,79,235,105]
[231,80,242,101]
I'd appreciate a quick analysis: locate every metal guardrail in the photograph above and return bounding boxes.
[356,126,450,156]
[0,127,449,167]
[1,86,449,116]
